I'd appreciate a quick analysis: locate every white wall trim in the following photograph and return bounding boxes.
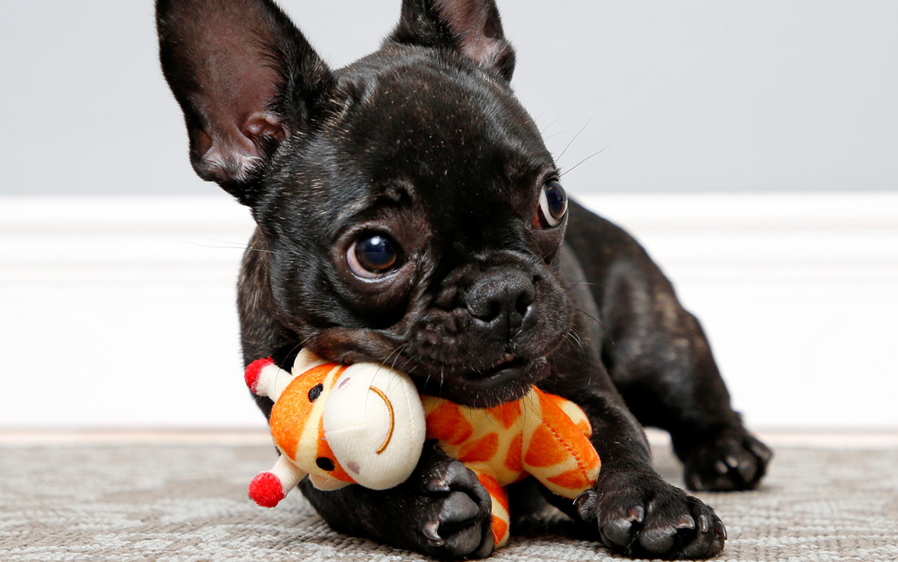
[2,194,897,430]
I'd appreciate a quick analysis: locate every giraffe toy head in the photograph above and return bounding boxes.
[245,350,426,507]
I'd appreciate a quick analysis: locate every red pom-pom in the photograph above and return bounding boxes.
[249,472,284,508]
[245,358,273,394]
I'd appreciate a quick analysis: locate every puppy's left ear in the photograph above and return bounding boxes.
[389,0,516,81]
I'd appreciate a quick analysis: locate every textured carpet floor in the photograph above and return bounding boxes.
[1,442,896,562]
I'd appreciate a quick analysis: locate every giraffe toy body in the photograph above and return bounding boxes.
[245,351,601,551]
[422,391,600,547]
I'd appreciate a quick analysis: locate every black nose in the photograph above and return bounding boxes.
[465,268,536,335]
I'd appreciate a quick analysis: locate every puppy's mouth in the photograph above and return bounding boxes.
[414,354,548,408]
[458,354,529,388]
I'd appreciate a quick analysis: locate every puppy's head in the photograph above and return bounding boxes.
[158,0,573,407]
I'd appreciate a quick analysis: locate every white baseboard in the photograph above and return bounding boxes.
[2,194,897,430]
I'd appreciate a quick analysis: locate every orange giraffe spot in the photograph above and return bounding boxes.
[530,390,599,471]
[477,473,508,512]
[426,402,474,446]
[546,393,569,409]
[487,400,522,429]
[458,432,499,464]
[547,467,594,492]
[536,389,574,430]
[269,364,337,460]
[491,514,509,548]
[504,433,523,472]
[547,395,591,435]
[523,424,569,468]
[477,473,510,546]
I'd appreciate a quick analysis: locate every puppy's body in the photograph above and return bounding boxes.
[157,0,771,559]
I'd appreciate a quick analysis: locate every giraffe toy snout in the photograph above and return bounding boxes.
[323,364,427,490]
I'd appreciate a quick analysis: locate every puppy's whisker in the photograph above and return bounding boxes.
[281,337,313,369]
[389,349,404,371]
[397,354,417,375]
[565,329,584,351]
[560,146,610,177]
[564,277,597,295]
[574,307,616,348]
[542,131,569,142]
[384,343,410,371]
[380,344,403,368]
[574,307,605,329]
[562,331,579,350]
[562,332,575,350]
[556,118,592,163]
[243,246,275,255]
[540,117,564,134]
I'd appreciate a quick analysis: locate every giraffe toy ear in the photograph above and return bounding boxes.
[323,363,426,490]
[291,348,329,375]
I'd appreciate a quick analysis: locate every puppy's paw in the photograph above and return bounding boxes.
[682,428,773,491]
[406,443,494,560]
[576,473,726,559]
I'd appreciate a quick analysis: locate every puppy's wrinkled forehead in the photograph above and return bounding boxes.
[330,55,555,241]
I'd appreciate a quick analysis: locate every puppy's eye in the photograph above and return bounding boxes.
[533,180,568,229]
[346,234,400,278]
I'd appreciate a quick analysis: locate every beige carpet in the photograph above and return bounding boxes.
[1,439,896,561]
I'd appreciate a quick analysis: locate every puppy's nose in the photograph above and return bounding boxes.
[465,269,535,335]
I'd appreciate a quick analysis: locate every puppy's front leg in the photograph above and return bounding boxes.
[573,389,727,559]
[545,337,726,559]
[299,441,494,560]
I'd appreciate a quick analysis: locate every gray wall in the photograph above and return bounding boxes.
[2,1,896,196]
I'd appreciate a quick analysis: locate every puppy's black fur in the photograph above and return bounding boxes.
[157,0,772,558]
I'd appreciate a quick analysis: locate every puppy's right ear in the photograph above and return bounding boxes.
[389,0,516,81]
[157,0,332,204]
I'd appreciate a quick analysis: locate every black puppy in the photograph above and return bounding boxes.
[157,0,772,558]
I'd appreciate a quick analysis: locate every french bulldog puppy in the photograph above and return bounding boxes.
[157,0,772,559]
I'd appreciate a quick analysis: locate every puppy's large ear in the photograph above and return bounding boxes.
[388,0,515,80]
[157,0,332,203]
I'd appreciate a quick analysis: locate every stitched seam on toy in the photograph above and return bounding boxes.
[545,422,589,477]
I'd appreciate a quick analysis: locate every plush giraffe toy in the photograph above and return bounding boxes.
[245,349,601,550]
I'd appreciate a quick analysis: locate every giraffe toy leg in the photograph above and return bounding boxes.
[249,454,307,508]
[245,357,295,402]
[473,472,511,549]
